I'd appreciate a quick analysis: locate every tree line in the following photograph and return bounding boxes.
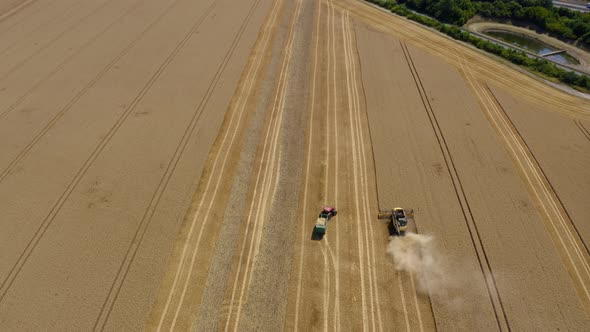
[394,0,590,46]
[367,0,590,90]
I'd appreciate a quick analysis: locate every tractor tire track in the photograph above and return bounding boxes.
[349,0,582,114]
[0,0,40,26]
[465,65,590,306]
[161,0,265,329]
[346,13,386,332]
[323,0,332,203]
[344,11,379,331]
[401,42,511,332]
[322,1,340,329]
[0,0,85,58]
[342,10,374,330]
[92,0,262,329]
[488,89,590,258]
[292,0,322,327]
[0,0,116,81]
[351,17,416,332]
[322,0,334,329]
[575,120,590,142]
[0,0,183,183]
[0,0,217,303]
[226,1,302,329]
[353,19,438,331]
[330,1,341,329]
[484,85,590,273]
[0,0,146,121]
[223,12,283,328]
[151,0,282,329]
[339,0,590,119]
[294,2,342,330]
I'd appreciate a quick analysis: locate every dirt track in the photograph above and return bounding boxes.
[1,0,589,331]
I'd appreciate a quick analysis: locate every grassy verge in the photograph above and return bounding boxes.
[366,0,590,92]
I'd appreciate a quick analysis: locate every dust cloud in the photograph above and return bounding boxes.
[387,233,463,308]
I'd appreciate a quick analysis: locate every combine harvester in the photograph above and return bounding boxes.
[314,206,337,237]
[378,207,413,236]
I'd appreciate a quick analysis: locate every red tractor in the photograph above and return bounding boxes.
[320,206,337,219]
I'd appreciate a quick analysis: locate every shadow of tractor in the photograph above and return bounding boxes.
[311,229,324,241]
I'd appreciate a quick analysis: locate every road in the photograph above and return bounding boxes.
[554,1,590,12]
[1,0,589,330]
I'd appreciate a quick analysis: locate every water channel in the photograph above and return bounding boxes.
[485,29,580,65]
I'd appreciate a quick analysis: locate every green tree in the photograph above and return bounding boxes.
[432,0,474,25]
